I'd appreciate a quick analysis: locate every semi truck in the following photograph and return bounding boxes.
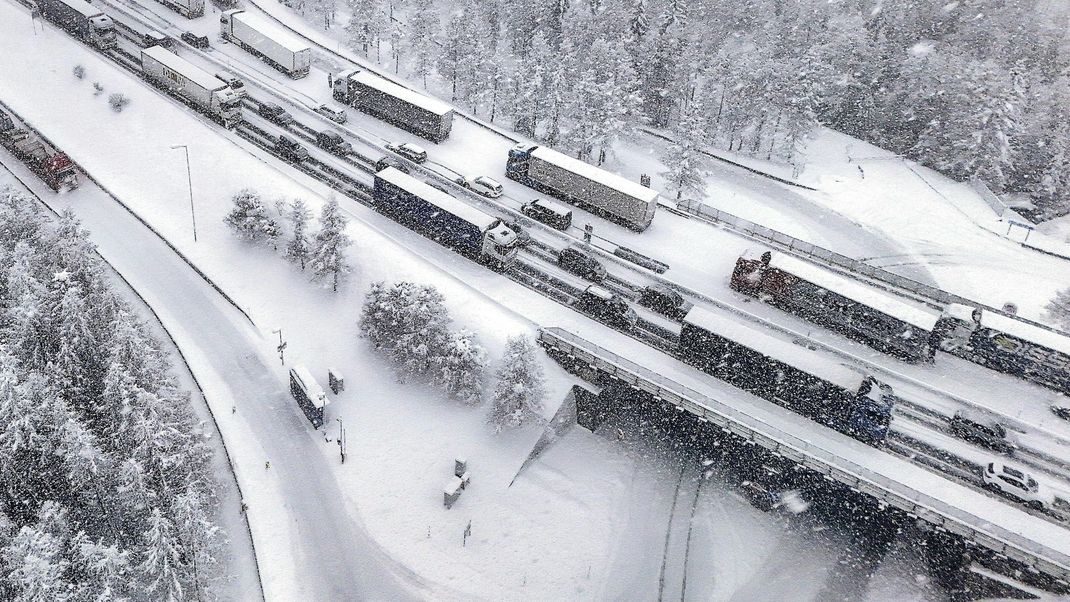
[220,10,311,78]
[506,143,659,231]
[0,112,79,192]
[141,46,243,127]
[35,0,116,50]
[332,69,454,142]
[153,0,203,19]
[372,167,518,268]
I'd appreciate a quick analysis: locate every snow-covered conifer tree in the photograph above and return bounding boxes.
[308,198,351,292]
[285,199,312,270]
[138,509,185,602]
[224,189,280,242]
[434,329,487,404]
[407,0,438,88]
[659,102,708,203]
[1045,287,1070,331]
[490,335,546,430]
[359,281,451,378]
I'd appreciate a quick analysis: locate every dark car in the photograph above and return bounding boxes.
[375,156,410,174]
[275,135,308,163]
[638,284,693,320]
[558,245,606,282]
[142,31,175,50]
[315,131,352,156]
[180,31,210,49]
[948,410,1017,454]
[578,285,637,330]
[257,102,294,126]
[1052,401,1070,421]
[521,198,572,230]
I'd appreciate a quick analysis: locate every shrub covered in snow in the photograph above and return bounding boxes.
[108,92,130,113]
[491,335,546,430]
[360,281,451,379]
[72,64,85,79]
[1045,287,1070,331]
[92,82,104,96]
[224,188,280,243]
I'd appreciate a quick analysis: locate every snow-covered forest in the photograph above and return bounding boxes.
[287,0,1070,218]
[0,187,222,600]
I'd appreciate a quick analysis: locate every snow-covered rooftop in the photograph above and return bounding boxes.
[56,0,106,19]
[376,167,498,231]
[529,145,659,204]
[682,305,869,393]
[291,365,326,407]
[751,250,941,332]
[141,46,228,93]
[352,71,453,117]
[230,10,311,54]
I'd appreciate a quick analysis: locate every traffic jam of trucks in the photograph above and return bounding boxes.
[140,45,244,127]
[0,111,79,192]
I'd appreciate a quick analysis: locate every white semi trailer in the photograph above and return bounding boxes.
[152,0,204,19]
[140,46,243,127]
[219,10,311,78]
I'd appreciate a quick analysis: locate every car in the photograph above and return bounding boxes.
[314,104,347,124]
[275,135,308,163]
[385,141,427,163]
[315,131,352,156]
[578,285,637,330]
[181,31,210,49]
[558,245,607,282]
[456,175,504,198]
[215,72,246,99]
[638,284,693,320]
[257,102,294,126]
[375,156,409,173]
[521,198,572,230]
[1052,400,1070,421]
[948,410,1017,455]
[982,461,1055,510]
[142,31,174,50]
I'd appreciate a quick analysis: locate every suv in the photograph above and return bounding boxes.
[558,245,606,282]
[982,461,1054,510]
[456,175,504,198]
[948,410,1017,454]
[257,102,294,126]
[181,31,210,49]
[385,141,427,164]
[142,31,174,50]
[579,285,637,330]
[275,135,308,163]
[315,131,352,156]
[1052,400,1070,421]
[314,104,347,124]
[521,198,572,230]
[638,285,693,320]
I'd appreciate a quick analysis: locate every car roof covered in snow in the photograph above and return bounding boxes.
[529,145,659,204]
[376,167,498,230]
[747,249,941,332]
[352,71,453,117]
[682,305,871,393]
[142,46,228,92]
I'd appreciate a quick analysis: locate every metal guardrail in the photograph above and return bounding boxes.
[538,326,1070,588]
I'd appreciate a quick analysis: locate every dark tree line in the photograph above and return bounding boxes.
[0,187,223,601]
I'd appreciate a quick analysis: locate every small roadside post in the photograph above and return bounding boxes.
[272,328,286,365]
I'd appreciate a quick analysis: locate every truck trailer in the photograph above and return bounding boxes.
[220,10,311,78]
[506,143,659,231]
[153,0,203,19]
[332,69,454,142]
[35,0,116,50]
[372,167,518,268]
[140,46,243,127]
[0,113,79,192]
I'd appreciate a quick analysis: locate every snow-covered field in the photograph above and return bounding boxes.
[0,3,960,599]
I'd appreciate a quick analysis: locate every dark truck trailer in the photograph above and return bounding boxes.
[288,365,327,428]
[0,113,79,192]
[372,167,518,268]
[36,0,117,49]
[506,143,659,231]
[332,69,454,142]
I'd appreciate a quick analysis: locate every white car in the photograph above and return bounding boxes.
[385,141,427,164]
[314,104,347,124]
[982,461,1055,510]
[456,175,504,198]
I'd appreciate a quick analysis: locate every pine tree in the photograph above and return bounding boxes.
[491,335,546,430]
[285,199,312,270]
[0,515,72,601]
[359,281,452,378]
[1045,287,1070,331]
[308,198,351,292]
[407,0,439,88]
[659,102,708,203]
[434,329,487,404]
[224,189,280,242]
[344,0,387,59]
[138,509,185,602]
[52,284,97,406]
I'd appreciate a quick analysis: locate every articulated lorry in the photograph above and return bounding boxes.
[35,0,116,50]
[0,112,79,192]
[141,46,243,127]
[372,167,518,268]
[506,143,659,231]
[220,10,311,78]
[333,69,454,142]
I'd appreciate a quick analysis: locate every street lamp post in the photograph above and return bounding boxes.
[170,144,197,242]
[271,328,286,365]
